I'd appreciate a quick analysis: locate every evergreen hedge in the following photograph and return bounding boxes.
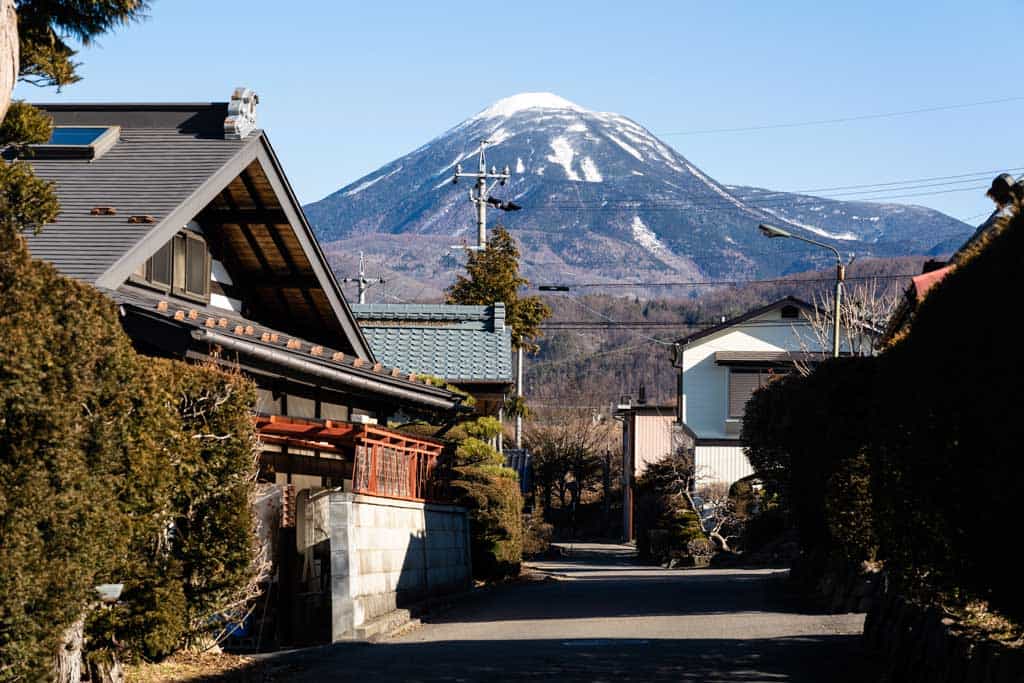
[449,420,524,580]
[742,202,1024,622]
[1,193,259,676]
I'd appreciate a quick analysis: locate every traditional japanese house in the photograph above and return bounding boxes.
[16,91,479,644]
[18,88,470,504]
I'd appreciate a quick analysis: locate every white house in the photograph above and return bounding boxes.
[675,297,829,488]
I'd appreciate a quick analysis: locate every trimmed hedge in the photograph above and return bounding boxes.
[1,211,258,675]
[634,451,705,564]
[743,202,1024,622]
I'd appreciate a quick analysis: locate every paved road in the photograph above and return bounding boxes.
[264,543,874,682]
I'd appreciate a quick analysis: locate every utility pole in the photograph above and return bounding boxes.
[341,251,384,305]
[515,346,524,448]
[451,139,518,250]
[452,139,524,450]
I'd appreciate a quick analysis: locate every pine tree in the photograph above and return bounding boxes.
[15,0,149,89]
[446,227,551,352]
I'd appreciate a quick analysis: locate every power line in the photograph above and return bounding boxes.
[657,96,1024,137]
[537,273,920,289]
[535,183,990,212]
[781,166,1024,195]
[552,293,676,346]
[542,320,820,330]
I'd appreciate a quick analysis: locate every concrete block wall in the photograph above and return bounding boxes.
[303,490,471,641]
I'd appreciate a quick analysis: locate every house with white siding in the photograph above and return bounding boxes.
[675,297,827,487]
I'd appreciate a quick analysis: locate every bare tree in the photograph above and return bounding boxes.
[695,482,741,552]
[524,408,619,531]
[794,279,901,374]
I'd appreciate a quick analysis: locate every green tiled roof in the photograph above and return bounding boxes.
[352,303,512,384]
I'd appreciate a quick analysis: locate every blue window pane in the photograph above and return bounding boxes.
[47,127,108,145]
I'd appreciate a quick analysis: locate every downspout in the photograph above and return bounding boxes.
[191,329,461,411]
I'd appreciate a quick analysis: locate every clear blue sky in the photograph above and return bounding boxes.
[15,1,1022,222]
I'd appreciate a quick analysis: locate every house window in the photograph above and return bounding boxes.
[132,230,211,301]
[147,241,173,289]
[728,368,782,418]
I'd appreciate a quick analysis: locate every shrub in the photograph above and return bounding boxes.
[1,214,259,675]
[522,515,553,558]
[742,358,877,561]
[634,451,705,564]
[448,419,524,580]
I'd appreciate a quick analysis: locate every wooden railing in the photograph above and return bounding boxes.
[253,415,447,503]
[351,425,445,502]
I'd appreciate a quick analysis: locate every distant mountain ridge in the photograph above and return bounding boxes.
[305,93,972,298]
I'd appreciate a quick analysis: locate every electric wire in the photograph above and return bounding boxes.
[536,272,920,289]
[657,96,1024,137]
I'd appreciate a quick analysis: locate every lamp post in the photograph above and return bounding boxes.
[758,223,845,358]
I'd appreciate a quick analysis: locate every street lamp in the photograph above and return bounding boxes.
[758,223,845,358]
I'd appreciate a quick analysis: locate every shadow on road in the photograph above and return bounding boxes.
[205,634,875,682]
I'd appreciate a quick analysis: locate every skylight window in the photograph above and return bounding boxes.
[30,125,120,160]
[47,127,109,145]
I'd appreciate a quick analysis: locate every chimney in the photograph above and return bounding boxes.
[224,87,259,140]
[637,384,647,405]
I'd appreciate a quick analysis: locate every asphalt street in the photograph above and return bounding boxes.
[263,543,876,682]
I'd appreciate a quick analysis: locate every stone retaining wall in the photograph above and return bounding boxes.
[299,490,471,641]
[789,554,883,614]
[864,592,1024,682]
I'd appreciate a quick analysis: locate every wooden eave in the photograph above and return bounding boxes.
[94,131,374,359]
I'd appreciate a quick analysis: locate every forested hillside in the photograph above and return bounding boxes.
[525,256,926,407]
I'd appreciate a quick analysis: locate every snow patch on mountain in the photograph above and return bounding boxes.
[606,133,643,161]
[547,136,580,181]
[343,166,402,197]
[471,92,586,121]
[580,157,603,182]
[760,208,859,241]
[631,216,667,255]
[516,157,525,173]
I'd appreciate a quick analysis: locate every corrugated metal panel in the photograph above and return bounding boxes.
[633,412,676,476]
[503,449,532,495]
[695,444,754,488]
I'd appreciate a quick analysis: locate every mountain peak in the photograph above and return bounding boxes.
[472,92,587,120]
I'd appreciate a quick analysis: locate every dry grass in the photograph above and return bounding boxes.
[125,651,265,682]
[951,600,1024,649]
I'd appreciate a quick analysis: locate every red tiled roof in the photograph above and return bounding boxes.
[912,265,954,301]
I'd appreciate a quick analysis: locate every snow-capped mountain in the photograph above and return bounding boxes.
[305,93,971,294]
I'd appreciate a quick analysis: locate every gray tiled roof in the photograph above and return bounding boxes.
[22,104,255,283]
[351,303,512,384]
[108,285,460,408]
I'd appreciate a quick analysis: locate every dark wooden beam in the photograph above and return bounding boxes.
[239,170,332,332]
[200,207,289,225]
[218,188,294,318]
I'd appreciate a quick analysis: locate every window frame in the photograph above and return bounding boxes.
[727,367,785,419]
[127,230,211,304]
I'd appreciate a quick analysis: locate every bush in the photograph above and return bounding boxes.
[447,419,524,580]
[1,214,259,675]
[522,515,554,558]
[742,357,877,561]
[634,451,706,564]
